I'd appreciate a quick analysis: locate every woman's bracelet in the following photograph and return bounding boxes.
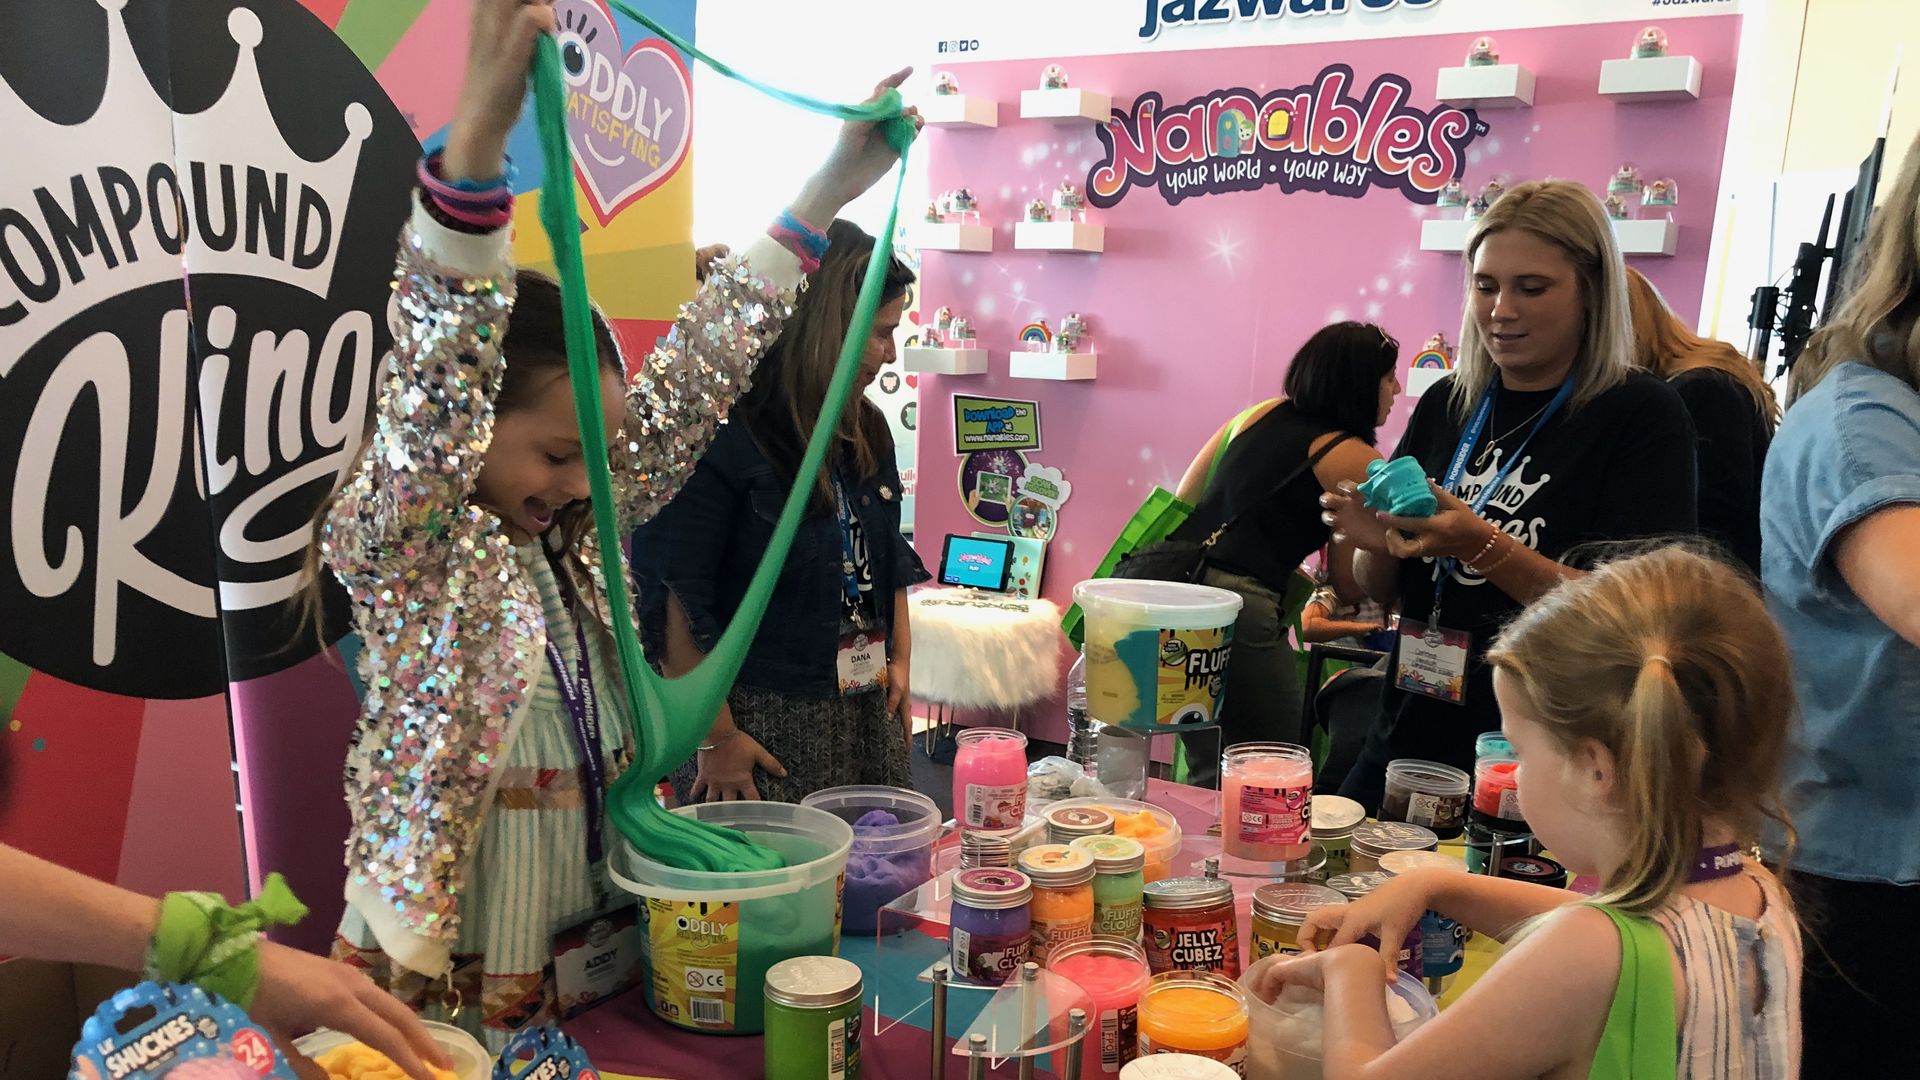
[1462,522,1503,569]
[697,728,742,753]
[1467,526,1516,575]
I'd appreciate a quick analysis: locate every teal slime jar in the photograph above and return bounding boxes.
[764,955,863,1080]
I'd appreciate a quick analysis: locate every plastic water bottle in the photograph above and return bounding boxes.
[1066,651,1150,800]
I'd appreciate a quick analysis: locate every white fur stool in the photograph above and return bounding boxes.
[909,587,1062,741]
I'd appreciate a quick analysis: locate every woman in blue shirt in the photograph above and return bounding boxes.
[1762,131,1920,1078]
[634,221,927,803]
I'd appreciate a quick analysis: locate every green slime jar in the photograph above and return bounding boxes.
[1072,834,1147,938]
[764,955,863,1080]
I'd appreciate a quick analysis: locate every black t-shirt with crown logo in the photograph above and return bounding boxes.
[1338,369,1698,811]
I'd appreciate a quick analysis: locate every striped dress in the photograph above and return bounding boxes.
[336,542,633,1053]
[1650,869,1801,1079]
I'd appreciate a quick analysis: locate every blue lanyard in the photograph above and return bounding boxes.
[833,475,867,627]
[1430,375,1575,612]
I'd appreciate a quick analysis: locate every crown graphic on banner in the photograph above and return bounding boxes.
[0,0,371,371]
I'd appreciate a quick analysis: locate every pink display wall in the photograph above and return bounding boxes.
[915,17,1740,745]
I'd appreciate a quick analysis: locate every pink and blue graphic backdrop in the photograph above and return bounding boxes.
[914,17,1741,745]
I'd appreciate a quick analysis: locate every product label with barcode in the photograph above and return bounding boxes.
[642,897,739,1030]
[1097,1003,1139,1074]
[827,1016,853,1080]
[1498,788,1522,821]
[1407,790,1465,830]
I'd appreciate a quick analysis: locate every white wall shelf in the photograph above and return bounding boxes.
[1435,64,1536,109]
[1598,55,1702,102]
[921,94,999,128]
[914,222,994,253]
[1405,366,1453,399]
[1014,220,1105,253]
[1019,88,1111,124]
[1420,218,1472,252]
[1009,351,1098,381]
[902,347,989,375]
[1612,218,1679,256]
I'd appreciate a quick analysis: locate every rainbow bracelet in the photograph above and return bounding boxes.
[769,209,830,273]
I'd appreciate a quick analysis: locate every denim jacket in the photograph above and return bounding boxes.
[633,417,929,699]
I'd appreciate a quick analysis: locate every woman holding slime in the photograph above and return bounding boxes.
[1323,181,1697,811]
[308,0,915,1047]
[1253,547,1800,1078]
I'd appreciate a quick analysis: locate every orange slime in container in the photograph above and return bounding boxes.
[1136,972,1249,1071]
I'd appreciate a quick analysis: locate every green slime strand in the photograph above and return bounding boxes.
[529,30,914,874]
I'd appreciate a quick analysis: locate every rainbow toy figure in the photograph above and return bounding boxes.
[1020,321,1053,350]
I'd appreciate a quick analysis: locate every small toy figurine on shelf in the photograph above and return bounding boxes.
[1041,63,1070,89]
[924,199,946,225]
[1608,163,1642,197]
[1053,180,1087,223]
[1020,320,1053,351]
[947,187,980,224]
[1413,334,1455,370]
[934,71,960,96]
[1056,312,1089,353]
[1603,193,1633,221]
[1466,36,1500,67]
[1437,179,1468,209]
[1026,198,1054,223]
[948,315,976,343]
[1465,180,1505,221]
[929,306,955,346]
[1632,26,1669,59]
[1642,177,1679,209]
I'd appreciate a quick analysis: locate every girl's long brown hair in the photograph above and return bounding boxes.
[1625,267,1779,428]
[1487,545,1796,915]
[295,270,622,643]
[1794,126,1920,402]
[733,219,914,511]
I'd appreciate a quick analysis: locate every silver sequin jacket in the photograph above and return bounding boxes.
[322,196,802,976]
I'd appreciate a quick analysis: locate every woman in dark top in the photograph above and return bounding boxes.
[1170,322,1400,785]
[633,220,928,803]
[1626,267,1777,575]
[1324,181,1697,811]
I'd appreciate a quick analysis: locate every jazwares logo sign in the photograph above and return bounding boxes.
[1139,0,1442,40]
[1089,64,1484,208]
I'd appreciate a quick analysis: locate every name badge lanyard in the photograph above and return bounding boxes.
[543,549,607,866]
[833,474,868,631]
[1427,376,1575,632]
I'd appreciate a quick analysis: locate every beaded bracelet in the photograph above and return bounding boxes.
[1465,524,1508,573]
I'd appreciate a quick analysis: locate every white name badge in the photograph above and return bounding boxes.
[837,628,889,696]
[1394,618,1471,705]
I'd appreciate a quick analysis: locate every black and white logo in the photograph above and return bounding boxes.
[0,0,418,697]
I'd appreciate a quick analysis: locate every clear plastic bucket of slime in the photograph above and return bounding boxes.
[802,784,941,934]
[611,801,853,1034]
[1073,579,1243,730]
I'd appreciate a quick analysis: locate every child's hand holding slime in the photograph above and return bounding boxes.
[1356,457,1438,518]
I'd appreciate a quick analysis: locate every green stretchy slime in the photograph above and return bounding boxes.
[1357,456,1438,518]
[529,13,915,874]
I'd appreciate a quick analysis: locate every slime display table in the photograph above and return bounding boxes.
[567,780,1499,1079]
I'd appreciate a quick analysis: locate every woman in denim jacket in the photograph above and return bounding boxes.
[634,221,927,803]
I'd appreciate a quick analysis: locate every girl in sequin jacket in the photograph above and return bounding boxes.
[306,0,918,1044]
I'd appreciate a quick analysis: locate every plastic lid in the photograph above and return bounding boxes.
[801,784,942,854]
[1050,798,1182,855]
[1143,875,1234,912]
[1325,871,1394,900]
[953,867,1033,909]
[1120,1053,1241,1079]
[1351,821,1440,857]
[1500,855,1568,882]
[1047,805,1116,839]
[764,955,863,1009]
[1378,850,1470,876]
[1018,844,1096,888]
[1071,835,1146,874]
[1310,795,1367,835]
[1385,758,1471,795]
[1071,579,1245,629]
[1251,883,1347,924]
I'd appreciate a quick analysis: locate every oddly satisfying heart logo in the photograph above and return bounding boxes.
[554,0,692,225]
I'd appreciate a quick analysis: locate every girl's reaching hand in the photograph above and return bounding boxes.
[1299,868,1436,978]
[444,0,558,183]
[790,69,923,226]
